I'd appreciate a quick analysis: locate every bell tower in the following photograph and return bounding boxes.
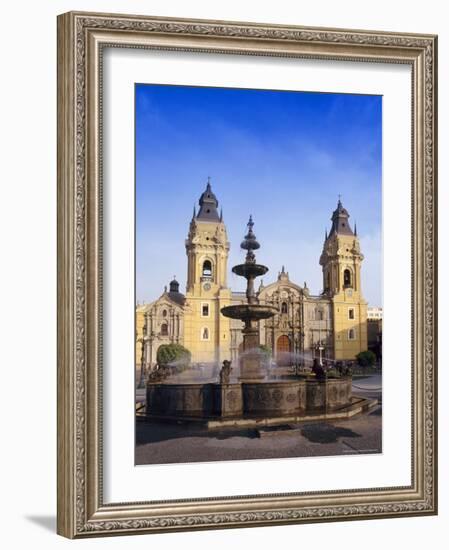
[319,199,368,360]
[183,179,232,363]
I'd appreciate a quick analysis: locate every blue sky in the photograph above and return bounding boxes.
[136,84,382,306]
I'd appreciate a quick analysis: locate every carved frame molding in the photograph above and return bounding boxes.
[57,11,437,538]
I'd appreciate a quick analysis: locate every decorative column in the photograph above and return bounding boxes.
[138,336,147,388]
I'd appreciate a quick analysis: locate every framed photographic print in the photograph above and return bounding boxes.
[57,11,437,538]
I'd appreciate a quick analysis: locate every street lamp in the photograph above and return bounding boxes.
[317,342,324,367]
[318,322,324,367]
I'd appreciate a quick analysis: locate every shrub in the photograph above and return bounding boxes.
[326,370,340,378]
[157,344,191,371]
[355,350,376,367]
[258,345,272,366]
[259,345,272,358]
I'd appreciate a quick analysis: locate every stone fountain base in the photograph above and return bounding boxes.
[144,377,376,427]
[238,352,268,381]
[235,324,273,381]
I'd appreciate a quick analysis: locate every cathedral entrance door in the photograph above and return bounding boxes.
[276,335,291,366]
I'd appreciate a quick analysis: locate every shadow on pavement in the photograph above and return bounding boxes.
[136,421,259,445]
[300,423,362,444]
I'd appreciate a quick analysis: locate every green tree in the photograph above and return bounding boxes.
[157,344,191,371]
[355,350,376,367]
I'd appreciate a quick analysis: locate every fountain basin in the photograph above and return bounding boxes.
[221,304,279,321]
[146,377,353,420]
[146,383,213,416]
[232,263,269,278]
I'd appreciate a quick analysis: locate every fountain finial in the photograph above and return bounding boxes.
[241,215,260,264]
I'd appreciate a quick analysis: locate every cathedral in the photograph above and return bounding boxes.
[136,181,368,373]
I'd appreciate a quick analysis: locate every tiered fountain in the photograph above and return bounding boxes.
[145,217,372,427]
[221,215,278,380]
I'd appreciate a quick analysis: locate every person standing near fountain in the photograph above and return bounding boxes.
[221,217,278,380]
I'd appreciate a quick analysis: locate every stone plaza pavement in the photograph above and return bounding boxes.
[135,374,382,465]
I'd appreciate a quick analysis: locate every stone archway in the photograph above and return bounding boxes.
[276,335,291,366]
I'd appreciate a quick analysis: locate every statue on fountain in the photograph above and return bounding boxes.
[219,360,232,384]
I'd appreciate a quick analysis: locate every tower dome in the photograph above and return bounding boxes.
[169,277,179,293]
[329,198,354,236]
[197,178,220,221]
[167,276,185,305]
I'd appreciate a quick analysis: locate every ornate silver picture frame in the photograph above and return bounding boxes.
[57,11,437,538]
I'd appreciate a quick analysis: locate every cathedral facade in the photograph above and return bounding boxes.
[136,182,368,373]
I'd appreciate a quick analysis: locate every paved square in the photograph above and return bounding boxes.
[136,377,381,465]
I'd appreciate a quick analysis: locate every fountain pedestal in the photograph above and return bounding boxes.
[239,323,267,381]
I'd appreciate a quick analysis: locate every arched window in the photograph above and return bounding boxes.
[348,328,356,340]
[201,327,209,340]
[281,301,288,314]
[315,308,323,321]
[160,323,168,336]
[327,272,331,290]
[162,309,167,317]
[202,260,212,277]
[343,269,352,288]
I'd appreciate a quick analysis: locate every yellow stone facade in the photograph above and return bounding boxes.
[183,212,232,364]
[319,200,368,360]
[136,185,370,375]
